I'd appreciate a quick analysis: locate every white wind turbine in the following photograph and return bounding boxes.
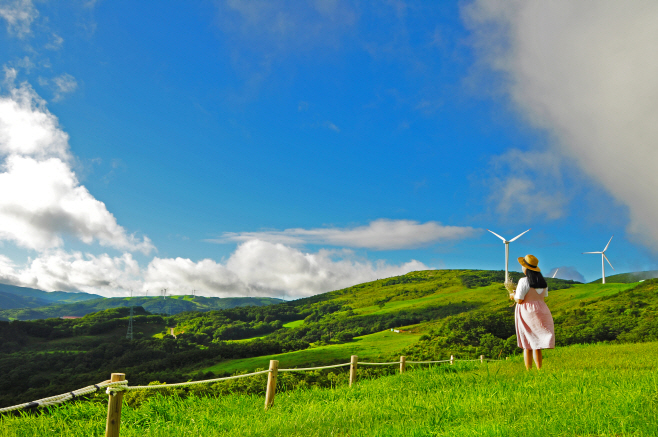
[487,228,531,283]
[583,236,615,284]
[552,269,559,279]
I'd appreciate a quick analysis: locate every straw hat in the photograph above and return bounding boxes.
[518,254,541,272]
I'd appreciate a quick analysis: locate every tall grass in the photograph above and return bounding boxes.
[2,341,657,436]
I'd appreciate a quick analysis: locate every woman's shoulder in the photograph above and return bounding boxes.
[516,276,529,290]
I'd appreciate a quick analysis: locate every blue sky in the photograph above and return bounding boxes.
[0,0,656,298]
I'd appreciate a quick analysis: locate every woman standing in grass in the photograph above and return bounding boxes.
[509,255,555,370]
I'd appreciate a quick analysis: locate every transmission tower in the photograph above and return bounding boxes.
[126,305,134,341]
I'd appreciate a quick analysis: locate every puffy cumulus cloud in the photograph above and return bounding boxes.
[216,219,481,250]
[464,0,658,249]
[146,240,427,298]
[223,240,428,298]
[0,74,154,253]
[547,266,586,283]
[0,156,154,252]
[0,72,70,159]
[9,250,141,294]
[144,257,247,296]
[0,0,37,38]
[5,241,429,298]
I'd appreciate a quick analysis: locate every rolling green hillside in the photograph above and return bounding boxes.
[0,295,284,321]
[1,269,655,411]
[589,269,658,284]
[194,271,651,375]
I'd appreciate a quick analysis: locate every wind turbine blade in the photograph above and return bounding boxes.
[552,269,559,278]
[603,235,614,252]
[487,229,507,242]
[582,252,602,254]
[509,228,531,242]
[604,254,615,270]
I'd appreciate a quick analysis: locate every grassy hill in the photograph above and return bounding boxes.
[1,269,656,411]
[0,295,284,321]
[2,341,656,436]
[589,269,658,284]
[195,271,647,375]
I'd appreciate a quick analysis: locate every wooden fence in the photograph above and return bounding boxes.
[0,354,497,437]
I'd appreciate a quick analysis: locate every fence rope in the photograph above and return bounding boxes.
[278,362,351,372]
[1,357,503,412]
[406,359,501,364]
[107,369,272,393]
[0,380,128,414]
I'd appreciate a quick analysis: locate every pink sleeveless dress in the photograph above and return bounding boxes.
[515,286,555,350]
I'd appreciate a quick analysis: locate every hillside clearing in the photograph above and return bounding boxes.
[203,329,423,375]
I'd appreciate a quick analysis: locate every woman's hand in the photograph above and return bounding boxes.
[509,293,524,304]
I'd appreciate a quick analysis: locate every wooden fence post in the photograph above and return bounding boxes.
[480,355,484,363]
[349,355,358,387]
[105,373,125,437]
[399,356,406,374]
[264,360,278,410]
[450,355,454,365]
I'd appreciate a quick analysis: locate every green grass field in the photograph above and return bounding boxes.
[283,320,304,329]
[203,329,423,374]
[3,341,656,436]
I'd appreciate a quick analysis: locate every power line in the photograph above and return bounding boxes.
[126,305,134,341]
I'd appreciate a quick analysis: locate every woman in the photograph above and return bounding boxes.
[510,254,555,370]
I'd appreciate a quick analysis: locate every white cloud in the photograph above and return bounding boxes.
[1,240,429,298]
[45,33,64,51]
[0,75,154,253]
[145,257,247,296]
[51,73,78,101]
[15,250,141,293]
[0,0,37,38]
[221,0,357,52]
[324,121,340,132]
[488,149,568,221]
[0,72,70,159]
[464,0,658,250]
[216,219,481,250]
[176,239,426,298]
[38,73,79,101]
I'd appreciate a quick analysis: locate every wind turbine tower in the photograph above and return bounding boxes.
[583,236,615,284]
[487,229,531,283]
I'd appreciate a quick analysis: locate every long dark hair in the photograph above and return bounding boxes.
[526,269,548,289]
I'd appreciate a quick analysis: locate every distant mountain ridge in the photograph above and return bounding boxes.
[0,283,102,310]
[0,286,285,320]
